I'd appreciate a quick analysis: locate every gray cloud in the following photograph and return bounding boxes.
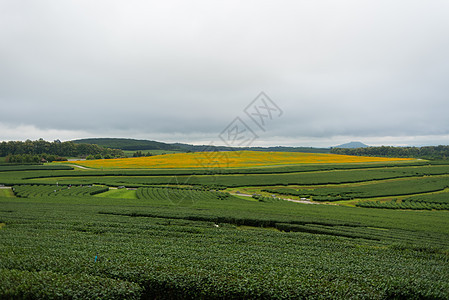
[1,0,449,146]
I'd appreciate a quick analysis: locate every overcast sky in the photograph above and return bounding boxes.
[1,1,449,147]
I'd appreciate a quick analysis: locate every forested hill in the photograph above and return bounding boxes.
[331,145,449,160]
[72,138,178,151]
[72,138,331,153]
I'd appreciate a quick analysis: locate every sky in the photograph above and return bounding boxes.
[1,0,449,148]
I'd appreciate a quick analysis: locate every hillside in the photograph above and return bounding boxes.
[72,138,179,151]
[334,141,369,148]
[72,138,331,153]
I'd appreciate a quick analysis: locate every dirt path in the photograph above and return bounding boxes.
[283,198,317,204]
[70,164,91,170]
[231,192,253,197]
[231,192,317,204]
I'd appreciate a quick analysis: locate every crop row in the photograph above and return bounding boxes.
[136,187,233,204]
[357,195,449,210]
[4,162,449,188]
[403,191,449,204]
[0,269,142,299]
[12,184,109,198]
[0,165,73,172]
[265,176,449,201]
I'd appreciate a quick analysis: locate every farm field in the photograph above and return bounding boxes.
[0,154,448,299]
[64,151,414,169]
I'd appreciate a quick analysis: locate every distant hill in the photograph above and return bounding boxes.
[72,138,331,153]
[72,138,179,151]
[334,141,369,149]
[172,143,331,153]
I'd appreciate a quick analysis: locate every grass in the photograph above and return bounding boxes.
[63,151,414,169]
[0,188,14,198]
[95,188,137,199]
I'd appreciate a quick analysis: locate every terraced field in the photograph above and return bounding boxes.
[12,184,109,198]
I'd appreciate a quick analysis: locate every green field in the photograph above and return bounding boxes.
[0,188,14,198]
[95,188,137,199]
[1,159,449,298]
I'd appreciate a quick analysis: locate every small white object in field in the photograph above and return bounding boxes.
[214,224,219,228]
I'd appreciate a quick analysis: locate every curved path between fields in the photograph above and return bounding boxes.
[231,192,317,204]
[70,164,91,170]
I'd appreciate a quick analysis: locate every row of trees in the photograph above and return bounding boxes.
[331,145,449,160]
[5,154,68,163]
[132,151,154,157]
[0,139,124,158]
[86,154,118,160]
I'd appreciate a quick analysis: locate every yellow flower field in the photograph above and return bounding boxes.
[64,151,413,169]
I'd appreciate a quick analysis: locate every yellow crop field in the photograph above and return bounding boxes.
[64,151,413,169]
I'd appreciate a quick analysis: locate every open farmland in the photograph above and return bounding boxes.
[4,0,449,298]
[64,151,413,169]
[0,153,449,299]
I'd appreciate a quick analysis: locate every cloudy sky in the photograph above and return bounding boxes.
[1,1,449,147]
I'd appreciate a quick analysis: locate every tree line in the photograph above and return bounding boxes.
[1,139,125,163]
[331,145,449,160]
[5,153,68,163]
